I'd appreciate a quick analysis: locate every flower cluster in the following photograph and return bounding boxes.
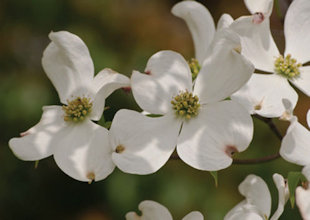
[8,0,310,218]
[127,173,288,220]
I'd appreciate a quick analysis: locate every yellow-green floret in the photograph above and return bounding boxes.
[274,54,301,79]
[171,91,200,120]
[63,97,93,122]
[188,58,201,81]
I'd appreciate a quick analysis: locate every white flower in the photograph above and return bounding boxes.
[280,109,310,181]
[171,0,215,65]
[9,31,130,182]
[125,200,203,220]
[224,174,289,220]
[230,0,310,117]
[109,12,254,174]
[296,183,310,220]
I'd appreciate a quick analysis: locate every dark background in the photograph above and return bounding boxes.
[1,0,309,219]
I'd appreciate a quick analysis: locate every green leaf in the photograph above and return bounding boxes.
[274,0,284,19]
[97,113,112,129]
[34,160,39,169]
[210,171,218,187]
[287,171,303,208]
[145,114,163,118]
[103,121,112,129]
[97,114,106,125]
[300,174,308,183]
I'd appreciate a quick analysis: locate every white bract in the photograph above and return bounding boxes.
[109,1,254,175]
[296,183,310,220]
[126,200,203,220]
[280,109,310,181]
[9,31,130,182]
[224,174,289,220]
[171,0,215,65]
[231,0,310,117]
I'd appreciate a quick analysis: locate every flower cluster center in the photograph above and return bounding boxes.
[171,91,200,120]
[63,97,93,122]
[274,54,301,79]
[188,58,201,81]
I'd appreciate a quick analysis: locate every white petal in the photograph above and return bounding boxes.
[182,211,204,220]
[280,99,295,121]
[126,200,173,220]
[53,121,115,182]
[194,29,254,104]
[110,109,181,175]
[296,185,310,220]
[91,68,130,95]
[280,117,310,166]
[9,106,65,161]
[171,1,215,64]
[302,165,310,181]
[284,0,310,64]
[224,201,264,220]
[244,0,274,16]
[90,68,130,121]
[229,16,279,72]
[131,51,192,114]
[225,211,263,220]
[238,174,271,218]
[231,73,298,118]
[42,31,94,103]
[289,66,310,97]
[307,109,310,129]
[177,100,253,171]
[270,174,289,220]
[217,14,234,30]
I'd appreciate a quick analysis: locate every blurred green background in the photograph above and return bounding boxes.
[1,0,310,219]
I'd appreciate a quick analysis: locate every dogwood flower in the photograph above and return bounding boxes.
[296,183,310,220]
[126,200,203,220]
[9,31,129,182]
[280,109,310,181]
[109,23,254,174]
[230,0,310,117]
[224,174,289,220]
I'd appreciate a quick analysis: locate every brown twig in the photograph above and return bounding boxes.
[253,114,283,140]
[232,153,281,164]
